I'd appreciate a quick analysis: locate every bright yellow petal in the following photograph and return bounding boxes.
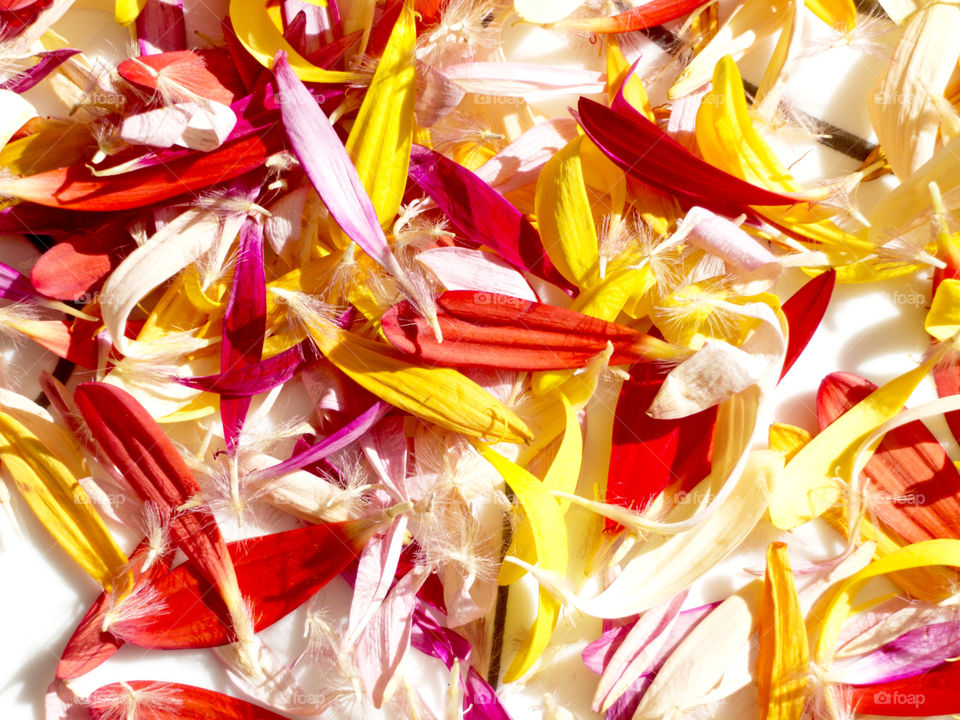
[228,0,364,83]
[479,445,568,681]
[115,0,147,24]
[535,136,600,289]
[926,277,960,341]
[344,0,416,229]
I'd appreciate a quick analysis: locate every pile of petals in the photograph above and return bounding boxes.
[4,0,960,717]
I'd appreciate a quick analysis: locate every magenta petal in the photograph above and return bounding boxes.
[0,49,79,92]
[841,621,960,686]
[220,215,267,453]
[135,0,186,55]
[249,401,390,482]
[407,144,577,295]
[463,667,513,720]
[0,260,46,304]
[273,52,400,275]
[179,341,316,395]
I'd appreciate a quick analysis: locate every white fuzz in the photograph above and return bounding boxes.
[416,0,500,67]
[90,681,181,720]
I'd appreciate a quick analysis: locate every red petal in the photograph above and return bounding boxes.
[57,540,175,679]
[117,50,244,105]
[780,270,835,379]
[605,365,716,533]
[933,347,960,444]
[30,225,137,301]
[817,372,960,542]
[74,383,236,604]
[382,291,676,370]
[7,131,281,211]
[88,681,288,720]
[848,660,960,716]
[110,517,376,649]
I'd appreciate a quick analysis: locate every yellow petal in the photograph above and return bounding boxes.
[814,539,960,666]
[768,421,812,462]
[344,0,415,229]
[821,505,957,603]
[479,445,568,681]
[115,0,147,24]
[758,542,809,720]
[0,410,131,594]
[228,0,364,83]
[696,57,873,257]
[606,40,653,119]
[926,277,960,341]
[803,0,856,32]
[500,392,582,584]
[297,310,531,443]
[535,136,600,289]
[769,358,937,529]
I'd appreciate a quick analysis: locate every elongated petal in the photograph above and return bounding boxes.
[847,656,960,715]
[0,48,79,92]
[88,681,289,720]
[0,131,281,211]
[770,358,937,530]
[344,0,414,229]
[180,341,315,396]
[220,216,266,452]
[408,144,576,293]
[0,409,131,593]
[868,1,960,180]
[111,515,383,648]
[535,136,599,289]
[73,382,252,649]
[757,542,808,720]
[274,53,411,283]
[383,291,684,371]
[288,301,531,443]
[780,270,835,378]
[480,445,568,681]
[416,248,537,300]
[576,97,798,219]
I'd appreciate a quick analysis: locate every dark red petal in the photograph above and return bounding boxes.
[576,97,797,217]
[408,144,577,295]
[220,216,266,453]
[780,270,835,379]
